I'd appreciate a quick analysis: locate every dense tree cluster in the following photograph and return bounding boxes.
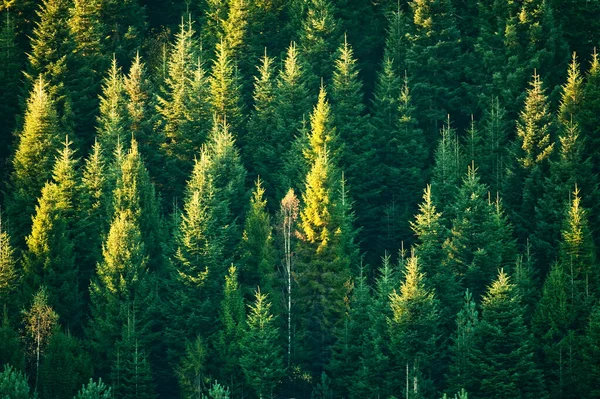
[0,0,600,398]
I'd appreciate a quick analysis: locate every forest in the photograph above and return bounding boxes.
[0,0,600,398]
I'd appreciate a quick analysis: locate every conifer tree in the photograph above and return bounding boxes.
[0,8,22,162]
[431,121,463,217]
[24,0,74,134]
[39,330,91,399]
[240,289,284,399]
[157,19,210,197]
[244,53,278,197]
[22,138,79,328]
[559,54,584,126]
[477,98,510,194]
[68,0,110,144]
[299,0,340,83]
[580,50,600,177]
[405,0,463,136]
[111,317,156,399]
[113,139,163,273]
[475,270,546,399]
[74,379,112,399]
[77,140,110,285]
[239,179,275,297]
[209,40,245,133]
[0,217,17,310]
[506,71,555,246]
[388,254,441,398]
[176,336,208,398]
[584,304,600,398]
[8,77,61,244]
[88,210,152,376]
[221,0,247,64]
[447,290,479,396]
[0,308,24,370]
[444,166,516,300]
[214,266,245,397]
[124,53,159,172]
[0,365,34,399]
[100,0,146,65]
[96,57,127,156]
[201,0,227,54]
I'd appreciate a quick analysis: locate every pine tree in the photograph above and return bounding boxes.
[444,165,517,300]
[244,52,278,199]
[96,57,127,156]
[68,0,110,145]
[0,7,22,163]
[299,0,340,83]
[0,217,17,311]
[506,71,555,245]
[8,77,61,244]
[475,270,546,399]
[24,0,74,134]
[22,139,79,328]
[0,365,34,399]
[74,378,112,399]
[113,139,163,273]
[157,19,210,198]
[209,40,244,134]
[88,209,152,376]
[240,289,285,399]
[388,254,441,398]
[214,266,245,396]
[39,330,91,399]
[239,179,275,298]
[447,290,479,396]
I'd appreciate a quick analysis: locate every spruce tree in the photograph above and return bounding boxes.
[0,308,24,370]
[88,209,152,376]
[39,330,91,399]
[157,19,210,198]
[238,178,275,298]
[388,254,441,398]
[298,0,340,83]
[8,77,61,244]
[240,289,285,399]
[0,217,17,311]
[475,270,546,399]
[477,98,510,194]
[24,0,74,135]
[209,40,245,134]
[214,266,245,397]
[506,71,555,247]
[96,57,127,157]
[447,290,479,396]
[444,165,517,300]
[431,121,463,217]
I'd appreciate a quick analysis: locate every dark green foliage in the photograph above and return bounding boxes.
[39,331,91,399]
[0,309,24,370]
[240,289,284,399]
[74,378,112,399]
[475,270,546,399]
[0,364,34,399]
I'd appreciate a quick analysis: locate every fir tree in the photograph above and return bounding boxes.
[388,254,441,398]
[0,216,17,311]
[0,308,24,370]
[239,178,275,298]
[431,121,463,217]
[475,270,546,399]
[96,57,127,156]
[240,289,285,399]
[176,336,208,398]
[214,266,245,396]
[209,40,245,134]
[8,77,60,244]
[299,0,340,83]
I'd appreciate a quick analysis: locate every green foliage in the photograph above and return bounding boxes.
[74,378,111,399]
[0,308,24,370]
[8,77,60,242]
[209,40,244,133]
[240,289,284,399]
[176,336,208,398]
[96,57,127,157]
[0,217,17,310]
[475,270,546,399]
[388,254,440,397]
[0,364,34,399]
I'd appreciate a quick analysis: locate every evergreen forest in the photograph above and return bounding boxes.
[1,0,600,398]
